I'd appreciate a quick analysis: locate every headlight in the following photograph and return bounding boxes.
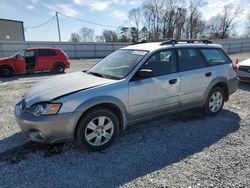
[32,103,62,116]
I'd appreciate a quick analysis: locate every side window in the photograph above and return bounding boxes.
[141,50,177,77]
[24,50,35,57]
[201,49,230,66]
[177,49,206,71]
[38,49,56,57]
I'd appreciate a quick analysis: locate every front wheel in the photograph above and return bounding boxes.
[0,66,12,77]
[204,87,225,115]
[76,108,119,151]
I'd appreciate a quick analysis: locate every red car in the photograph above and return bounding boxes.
[0,48,70,77]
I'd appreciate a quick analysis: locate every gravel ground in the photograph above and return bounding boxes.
[0,54,250,187]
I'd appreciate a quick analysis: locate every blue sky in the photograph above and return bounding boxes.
[0,0,249,41]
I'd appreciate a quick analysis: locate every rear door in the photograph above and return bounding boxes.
[177,48,214,106]
[37,49,56,71]
[128,50,180,120]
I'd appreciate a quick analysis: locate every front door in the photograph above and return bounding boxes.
[14,50,26,73]
[128,50,180,120]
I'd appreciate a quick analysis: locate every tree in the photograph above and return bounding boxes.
[119,27,130,42]
[128,8,142,42]
[130,27,137,43]
[102,30,118,42]
[142,0,164,40]
[79,27,95,42]
[245,11,250,37]
[208,4,240,39]
[183,0,206,39]
[161,0,186,39]
[140,26,148,40]
[95,35,105,42]
[69,32,80,42]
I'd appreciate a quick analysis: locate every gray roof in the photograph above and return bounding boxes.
[122,42,222,52]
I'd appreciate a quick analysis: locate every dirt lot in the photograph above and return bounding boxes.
[0,54,250,187]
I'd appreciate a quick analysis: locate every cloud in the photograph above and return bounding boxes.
[88,1,110,11]
[201,0,250,20]
[112,10,127,20]
[26,5,34,10]
[73,0,110,11]
[31,0,40,4]
[112,0,126,5]
[44,3,79,17]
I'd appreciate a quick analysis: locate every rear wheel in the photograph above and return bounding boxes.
[204,87,225,115]
[76,108,119,151]
[0,66,12,77]
[53,63,65,73]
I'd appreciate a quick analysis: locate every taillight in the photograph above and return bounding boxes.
[232,58,239,75]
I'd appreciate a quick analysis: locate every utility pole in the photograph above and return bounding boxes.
[56,12,61,42]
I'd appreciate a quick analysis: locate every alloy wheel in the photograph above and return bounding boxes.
[209,91,223,113]
[84,116,114,146]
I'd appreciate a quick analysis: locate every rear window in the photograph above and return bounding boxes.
[38,49,56,57]
[177,49,206,71]
[200,49,230,66]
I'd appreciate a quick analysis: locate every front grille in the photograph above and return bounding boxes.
[239,77,250,82]
[239,66,250,73]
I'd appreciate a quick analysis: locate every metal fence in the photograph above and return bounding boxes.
[211,38,250,54]
[1,38,250,58]
[0,41,129,58]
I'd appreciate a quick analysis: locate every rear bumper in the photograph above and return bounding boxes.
[15,103,81,143]
[65,61,70,68]
[228,77,239,95]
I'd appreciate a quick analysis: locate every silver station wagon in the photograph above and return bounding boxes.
[15,40,238,151]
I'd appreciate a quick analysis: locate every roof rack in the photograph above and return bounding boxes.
[160,39,213,45]
[132,39,166,45]
[132,40,147,45]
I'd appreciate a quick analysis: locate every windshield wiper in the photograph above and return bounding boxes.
[88,71,105,78]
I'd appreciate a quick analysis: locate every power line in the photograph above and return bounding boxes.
[58,12,119,29]
[25,16,55,29]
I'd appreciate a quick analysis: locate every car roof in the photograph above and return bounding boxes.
[122,42,222,52]
[26,47,60,51]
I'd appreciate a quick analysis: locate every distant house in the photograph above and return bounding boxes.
[0,19,25,41]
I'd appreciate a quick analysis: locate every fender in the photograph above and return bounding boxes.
[202,76,229,104]
[74,96,128,130]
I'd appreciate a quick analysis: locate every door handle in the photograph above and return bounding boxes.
[169,79,177,84]
[205,72,212,77]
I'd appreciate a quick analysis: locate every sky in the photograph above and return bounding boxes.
[0,0,250,41]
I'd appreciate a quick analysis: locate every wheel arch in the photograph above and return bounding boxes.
[0,64,15,76]
[53,61,65,68]
[212,82,229,101]
[204,77,229,103]
[73,97,127,139]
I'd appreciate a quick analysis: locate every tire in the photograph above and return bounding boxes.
[76,108,119,152]
[53,63,65,73]
[204,87,225,115]
[0,66,12,77]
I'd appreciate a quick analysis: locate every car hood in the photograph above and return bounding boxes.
[24,72,116,107]
[0,57,12,64]
[239,59,250,67]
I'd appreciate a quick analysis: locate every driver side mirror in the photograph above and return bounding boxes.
[136,69,153,79]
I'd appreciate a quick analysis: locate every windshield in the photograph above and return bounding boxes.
[10,49,25,58]
[88,49,148,79]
